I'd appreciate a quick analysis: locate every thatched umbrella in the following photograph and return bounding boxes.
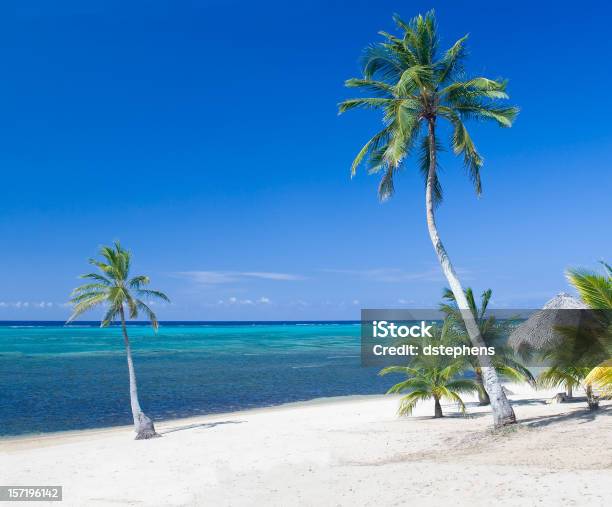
[509,293,588,399]
[509,293,587,351]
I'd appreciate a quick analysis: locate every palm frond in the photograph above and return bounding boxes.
[361,43,403,82]
[338,97,392,114]
[452,103,519,128]
[137,289,170,303]
[67,294,108,323]
[566,268,612,309]
[136,300,159,331]
[436,34,468,84]
[585,359,612,393]
[440,108,483,194]
[397,390,431,416]
[79,273,112,285]
[344,78,395,97]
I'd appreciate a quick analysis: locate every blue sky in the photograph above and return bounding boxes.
[0,0,610,320]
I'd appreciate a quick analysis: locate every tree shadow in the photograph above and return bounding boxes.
[507,397,549,406]
[520,404,611,428]
[160,420,246,434]
[409,411,489,421]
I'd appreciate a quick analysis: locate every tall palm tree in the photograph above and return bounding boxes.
[440,287,535,404]
[67,242,170,439]
[339,10,519,427]
[380,320,480,417]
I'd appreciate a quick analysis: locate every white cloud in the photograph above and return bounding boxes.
[352,299,360,305]
[216,296,267,306]
[0,301,57,309]
[174,271,304,285]
[321,267,471,283]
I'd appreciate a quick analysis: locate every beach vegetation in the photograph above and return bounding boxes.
[379,320,481,417]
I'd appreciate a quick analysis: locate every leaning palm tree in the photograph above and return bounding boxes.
[441,287,535,404]
[67,242,170,439]
[380,321,480,417]
[339,10,519,426]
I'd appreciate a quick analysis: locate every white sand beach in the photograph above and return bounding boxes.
[2,385,611,507]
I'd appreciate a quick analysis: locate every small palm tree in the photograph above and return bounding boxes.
[440,287,535,404]
[537,364,597,408]
[67,242,170,439]
[339,10,518,427]
[380,363,479,418]
[380,321,480,417]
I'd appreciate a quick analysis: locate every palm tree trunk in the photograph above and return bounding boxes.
[119,307,160,439]
[585,384,599,411]
[434,396,443,418]
[426,119,516,428]
[476,370,491,405]
[566,382,573,399]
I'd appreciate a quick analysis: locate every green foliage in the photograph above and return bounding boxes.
[379,320,480,416]
[440,287,535,386]
[339,10,519,202]
[566,262,612,309]
[564,261,612,395]
[538,366,591,391]
[67,242,170,329]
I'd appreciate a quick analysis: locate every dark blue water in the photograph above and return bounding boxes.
[0,321,392,436]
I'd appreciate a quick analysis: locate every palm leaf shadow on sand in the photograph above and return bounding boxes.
[160,420,246,435]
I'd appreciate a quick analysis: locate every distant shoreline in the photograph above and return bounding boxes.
[0,320,362,326]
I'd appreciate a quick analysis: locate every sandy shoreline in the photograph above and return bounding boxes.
[2,385,611,506]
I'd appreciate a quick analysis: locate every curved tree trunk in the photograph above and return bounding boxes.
[434,397,443,418]
[426,119,516,428]
[120,307,160,440]
[475,370,491,405]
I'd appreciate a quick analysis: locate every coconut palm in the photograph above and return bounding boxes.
[566,261,612,399]
[339,10,519,426]
[538,366,598,409]
[380,321,479,417]
[440,287,535,404]
[67,241,170,439]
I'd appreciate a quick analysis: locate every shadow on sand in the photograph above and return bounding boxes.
[160,420,246,435]
[520,403,611,428]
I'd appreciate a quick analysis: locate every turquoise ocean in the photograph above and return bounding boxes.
[0,321,393,437]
